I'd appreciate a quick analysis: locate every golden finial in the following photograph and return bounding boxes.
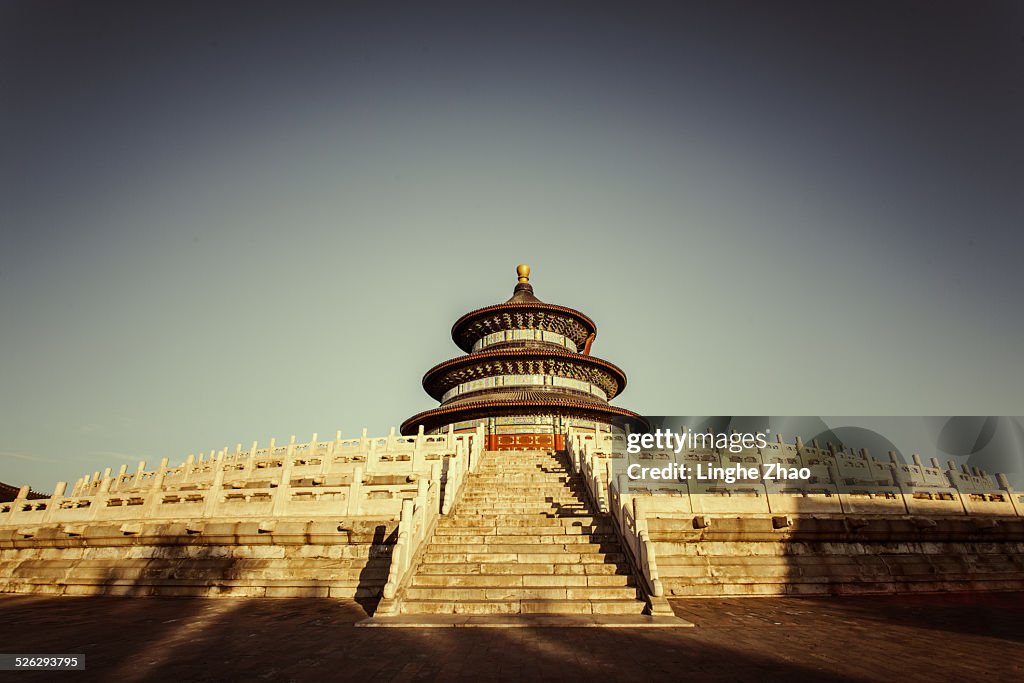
[516,264,531,283]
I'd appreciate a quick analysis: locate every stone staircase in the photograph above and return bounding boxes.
[398,450,644,615]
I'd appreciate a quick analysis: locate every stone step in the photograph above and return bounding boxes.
[400,599,643,615]
[434,528,611,537]
[419,542,619,554]
[469,484,578,488]
[469,476,575,482]
[472,476,572,480]
[477,456,561,462]
[456,493,585,499]
[438,521,605,532]
[458,502,585,508]
[421,551,626,564]
[462,485,585,491]
[473,474,572,479]
[474,472,570,477]
[437,520,606,529]
[477,463,567,467]
[442,514,601,524]
[461,488,581,494]
[454,510,591,517]
[481,452,560,456]
[478,460,564,464]
[460,493,587,500]
[438,519,600,528]
[458,501,585,507]
[467,474,578,479]
[478,458,563,463]
[457,502,588,509]
[454,511,590,518]
[393,449,644,617]
[456,504,587,510]
[411,574,634,588]
[461,489,582,494]
[476,466,567,470]
[415,562,630,576]
[471,477,574,482]
[477,460,567,464]
[477,461,567,465]
[473,466,569,473]
[471,480,573,484]
[456,509,593,516]
[455,501,591,509]
[456,499,585,505]
[456,502,586,509]
[429,534,619,545]
[474,475,571,479]
[403,586,638,601]
[473,472,570,475]
[477,463,568,468]
[467,485,577,490]
[434,524,611,535]
[446,510,596,516]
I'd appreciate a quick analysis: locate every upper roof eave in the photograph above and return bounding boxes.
[450,301,598,353]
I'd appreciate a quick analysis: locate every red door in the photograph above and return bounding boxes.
[490,433,557,450]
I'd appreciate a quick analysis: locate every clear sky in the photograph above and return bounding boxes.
[2,1,1023,491]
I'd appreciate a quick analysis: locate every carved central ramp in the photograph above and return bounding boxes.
[402,449,644,617]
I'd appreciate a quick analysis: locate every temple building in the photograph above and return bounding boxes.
[401,265,646,450]
[1,264,1021,607]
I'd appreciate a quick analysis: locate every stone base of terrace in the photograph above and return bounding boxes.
[566,426,1024,601]
[0,517,398,600]
[0,426,485,602]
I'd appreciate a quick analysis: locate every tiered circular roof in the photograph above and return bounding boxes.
[451,302,596,354]
[400,265,644,435]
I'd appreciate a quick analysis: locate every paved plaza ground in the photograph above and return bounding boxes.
[0,592,1021,682]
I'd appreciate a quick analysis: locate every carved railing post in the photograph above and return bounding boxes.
[204,450,227,518]
[182,454,195,483]
[367,437,379,473]
[383,498,414,599]
[112,464,128,493]
[132,460,146,489]
[347,466,364,516]
[413,425,427,472]
[245,441,258,476]
[271,438,296,516]
[40,482,67,523]
[633,496,664,598]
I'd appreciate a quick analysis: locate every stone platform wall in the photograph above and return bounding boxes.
[566,427,1024,600]
[647,516,1024,593]
[0,518,398,598]
[0,427,484,600]
[648,515,1024,596]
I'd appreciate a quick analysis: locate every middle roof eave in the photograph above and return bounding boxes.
[421,347,627,402]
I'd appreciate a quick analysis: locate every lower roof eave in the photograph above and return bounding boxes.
[400,398,648,435]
